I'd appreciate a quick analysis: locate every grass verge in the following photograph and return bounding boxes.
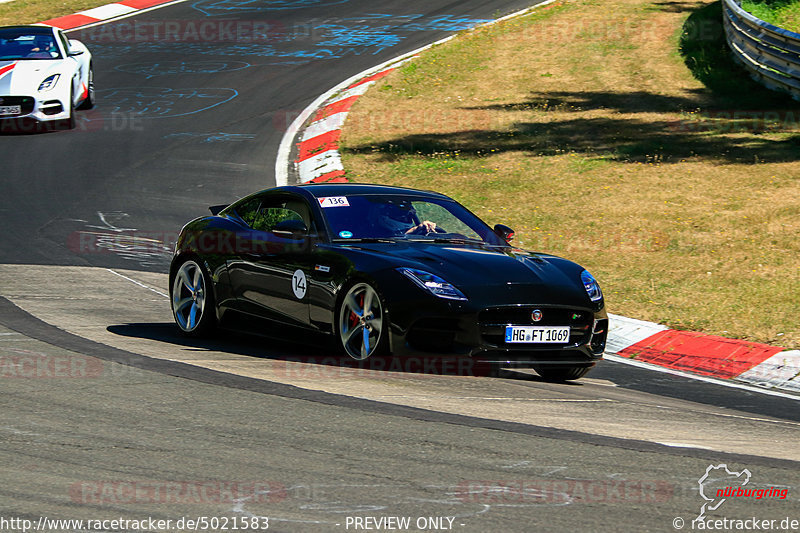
[340,0,799,348]
[741,0,800,32]
[0,0,118,26]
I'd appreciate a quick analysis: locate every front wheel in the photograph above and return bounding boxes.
[534,365,592,381]
[171,259,215,336]
[337,282,386,360]
[64,88,76,130]
[77,65,94,110]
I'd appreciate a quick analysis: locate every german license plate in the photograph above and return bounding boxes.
[0,105,21,116]
[505,326,570,344]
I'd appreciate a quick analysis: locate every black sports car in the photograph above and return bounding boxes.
[169,184,608,380]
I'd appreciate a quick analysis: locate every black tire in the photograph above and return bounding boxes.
[534,365,592,381]
[77,65,94,110]
[170,258,216,337]
[64,88,76,130]
[336,281,387,360]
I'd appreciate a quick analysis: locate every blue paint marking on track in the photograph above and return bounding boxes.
[95,87,238,118]
[340,13,493,32]
[115,61,252,78]
[192,0,350,17]
[90,13,491,63]
[94,42,351,60]
[312,24,402,54]
[163,132,257,142]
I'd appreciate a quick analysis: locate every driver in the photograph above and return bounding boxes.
[375,202,437,236]
[27,36,55,58]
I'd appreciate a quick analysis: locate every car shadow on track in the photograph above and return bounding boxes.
[105,322,566,383]
[0,118,68,135]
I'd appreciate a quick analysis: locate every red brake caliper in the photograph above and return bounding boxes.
[349,293,364,328]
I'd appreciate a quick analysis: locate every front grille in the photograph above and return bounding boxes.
[478,306,593,347]
[0,96,35,117]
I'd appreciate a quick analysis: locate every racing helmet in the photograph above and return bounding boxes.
[374,202,417,235]
[29,35,55,57]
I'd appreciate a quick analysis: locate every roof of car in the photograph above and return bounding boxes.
[0,25,55,34]
[284,183,452,200]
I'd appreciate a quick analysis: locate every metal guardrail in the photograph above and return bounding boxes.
[722,0,800,100]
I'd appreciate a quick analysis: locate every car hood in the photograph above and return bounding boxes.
[0,59,68,95]
[339,240,594,306]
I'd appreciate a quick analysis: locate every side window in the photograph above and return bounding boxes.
[232,195,313,232]
[252,206,303,232]
[232,198,262,227]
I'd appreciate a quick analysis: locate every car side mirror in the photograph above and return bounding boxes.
[68,40,85,56]
[494,224,515,243]
[272,219,308,238]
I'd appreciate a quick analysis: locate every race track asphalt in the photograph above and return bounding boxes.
[1,1,799,531]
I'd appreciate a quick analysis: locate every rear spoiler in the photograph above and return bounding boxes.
[209,204,228,215]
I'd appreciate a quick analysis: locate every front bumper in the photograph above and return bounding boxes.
[0,94,70,122]
[385,289,608,365]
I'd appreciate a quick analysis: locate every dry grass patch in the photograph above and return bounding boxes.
[340,0,800,347]
[0,0,115,26]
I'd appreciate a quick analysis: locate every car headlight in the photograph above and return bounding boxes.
[38,74,60,92]
[581,270,603,302]
[397,268,466,300]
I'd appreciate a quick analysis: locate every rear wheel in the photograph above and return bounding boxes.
[171,259,215,336]
[534,365,592,381]
[337,282,386,360]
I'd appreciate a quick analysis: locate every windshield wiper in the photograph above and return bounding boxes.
[406,237,484,244]
[332,238,398,243]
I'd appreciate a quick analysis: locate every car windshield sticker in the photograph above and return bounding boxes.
[291,269,307,299]
[339,230,353,238]
[318,196,349,208]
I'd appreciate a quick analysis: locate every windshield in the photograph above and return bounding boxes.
[0,29,61,60]
[319,193,507,245]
